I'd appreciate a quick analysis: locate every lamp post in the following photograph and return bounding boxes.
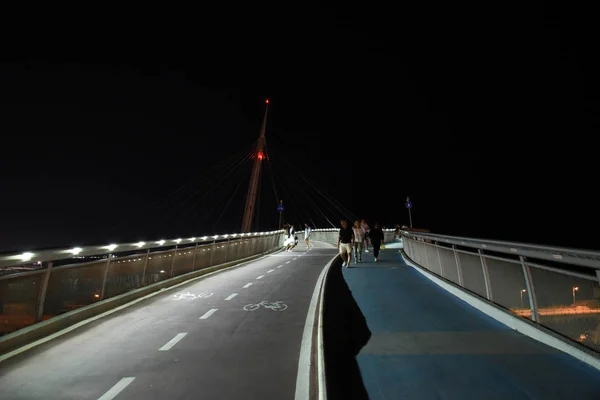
[520,289,526,309]
[572,286,579,304]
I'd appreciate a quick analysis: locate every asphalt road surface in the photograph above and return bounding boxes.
[0,242,336,400]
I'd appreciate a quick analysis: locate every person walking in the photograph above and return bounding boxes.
[369,221,384,262]
[351,219,366,263]
[360,218,371,252]
[304,223,312,249]
[337,219,354,267]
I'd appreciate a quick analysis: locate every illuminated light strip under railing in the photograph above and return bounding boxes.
[0,229,286,268]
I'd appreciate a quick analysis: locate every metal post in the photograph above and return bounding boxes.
[209,241,216,265]
[140,249,150,287]
[452,245,464,287]
[224,239,230,263]
[436,244,445,277]
[408,208,412,228]
[36,261,53,323]
[191,244,199,271]
[100,254,112,300]
[169,245,179,277]
[478,249,493,301]
[520,256,540,322]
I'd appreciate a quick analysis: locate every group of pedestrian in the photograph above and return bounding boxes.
[337,217,384,267]
[283,222,312,252]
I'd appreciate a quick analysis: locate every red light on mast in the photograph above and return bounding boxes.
[265,99,269,104]
[257,151,264,160]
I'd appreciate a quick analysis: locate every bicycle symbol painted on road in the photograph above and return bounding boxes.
[173,291,214,300]
[243,301,288,311]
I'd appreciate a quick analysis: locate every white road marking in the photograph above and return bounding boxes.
[199,309,218,319]
[159,333,187,351]
[225,293,238,301]
[256,275,264,279]
[276,265,284,268]
[293,257,298,260]
[267,269,274,273]
[243,283,253,288]
[285,261,291,264]
[97,377,136,400]
[294,255,336,400]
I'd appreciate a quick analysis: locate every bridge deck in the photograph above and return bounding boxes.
[337,242,600,399]
[0,243,337,399]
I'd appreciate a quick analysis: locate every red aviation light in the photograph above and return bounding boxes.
[257,151,265,160]
[265,99,269,104]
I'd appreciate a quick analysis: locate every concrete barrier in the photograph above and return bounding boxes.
[0,247,281,358]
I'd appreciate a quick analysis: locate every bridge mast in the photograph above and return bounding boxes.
[241,99,269,233]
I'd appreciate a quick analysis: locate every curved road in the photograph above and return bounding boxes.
[0,242,337,399]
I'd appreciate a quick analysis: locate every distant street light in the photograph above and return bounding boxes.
[572,286,579,304]
[520,289,527,309]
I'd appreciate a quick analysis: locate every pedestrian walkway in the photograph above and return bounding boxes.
[340,243,600,399]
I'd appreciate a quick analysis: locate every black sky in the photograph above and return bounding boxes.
[1,4,598,252]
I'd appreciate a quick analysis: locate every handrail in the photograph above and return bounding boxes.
[0,230,284,269]
[401,230,600,270]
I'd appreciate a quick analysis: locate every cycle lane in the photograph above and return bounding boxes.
[0,245,336,399]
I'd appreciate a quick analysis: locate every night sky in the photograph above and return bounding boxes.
[1,5,598,252]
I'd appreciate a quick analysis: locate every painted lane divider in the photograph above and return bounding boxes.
[293,257,298,260]
[276,265,284,268]
[243,283,253,288]
[267,269,275,273]
[97,377,136,400]
[199,309,218,320]
[225,293,238,301]
[159,333,187,351]
[256,275,264,279]
[285,261,291,264]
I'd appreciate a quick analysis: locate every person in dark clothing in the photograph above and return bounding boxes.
[369,221,385,261]
[337,219,355,267]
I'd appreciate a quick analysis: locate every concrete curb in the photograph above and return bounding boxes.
[0,248,281,359]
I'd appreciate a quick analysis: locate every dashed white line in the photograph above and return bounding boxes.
[285,261,291,264]
[243,283,253,288]
[277,265,284,268]
[256,275,264,279]
[97,377,136,400]
[293,257,298,260]
[267,269,275,273]
[199,309,218,319]
[159,333,187,351]
[225,293,238,301]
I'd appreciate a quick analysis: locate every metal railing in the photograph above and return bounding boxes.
[401,230,600,354]
[0,230,284,336]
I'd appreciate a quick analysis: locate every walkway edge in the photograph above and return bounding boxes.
[0,248,281,363]
[401,251,600,373]
[295,254,337,400]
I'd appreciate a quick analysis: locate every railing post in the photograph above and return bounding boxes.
[436,244,445,277]
[36,261,53,323]
[224,239,230,263]
[191,243,199,271]
[140,249,150,287]
[478,249,493,301]
[452,245,464,286]
[209,241,216,265]
[170,245,179,277]
[520,255,540,322]
[100,254,112,300]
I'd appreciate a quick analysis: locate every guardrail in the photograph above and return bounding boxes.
[0,230,285,337]
[401,230,600,354]
[302,228,396,247]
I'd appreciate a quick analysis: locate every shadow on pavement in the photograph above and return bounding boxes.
[323,262,372,399]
